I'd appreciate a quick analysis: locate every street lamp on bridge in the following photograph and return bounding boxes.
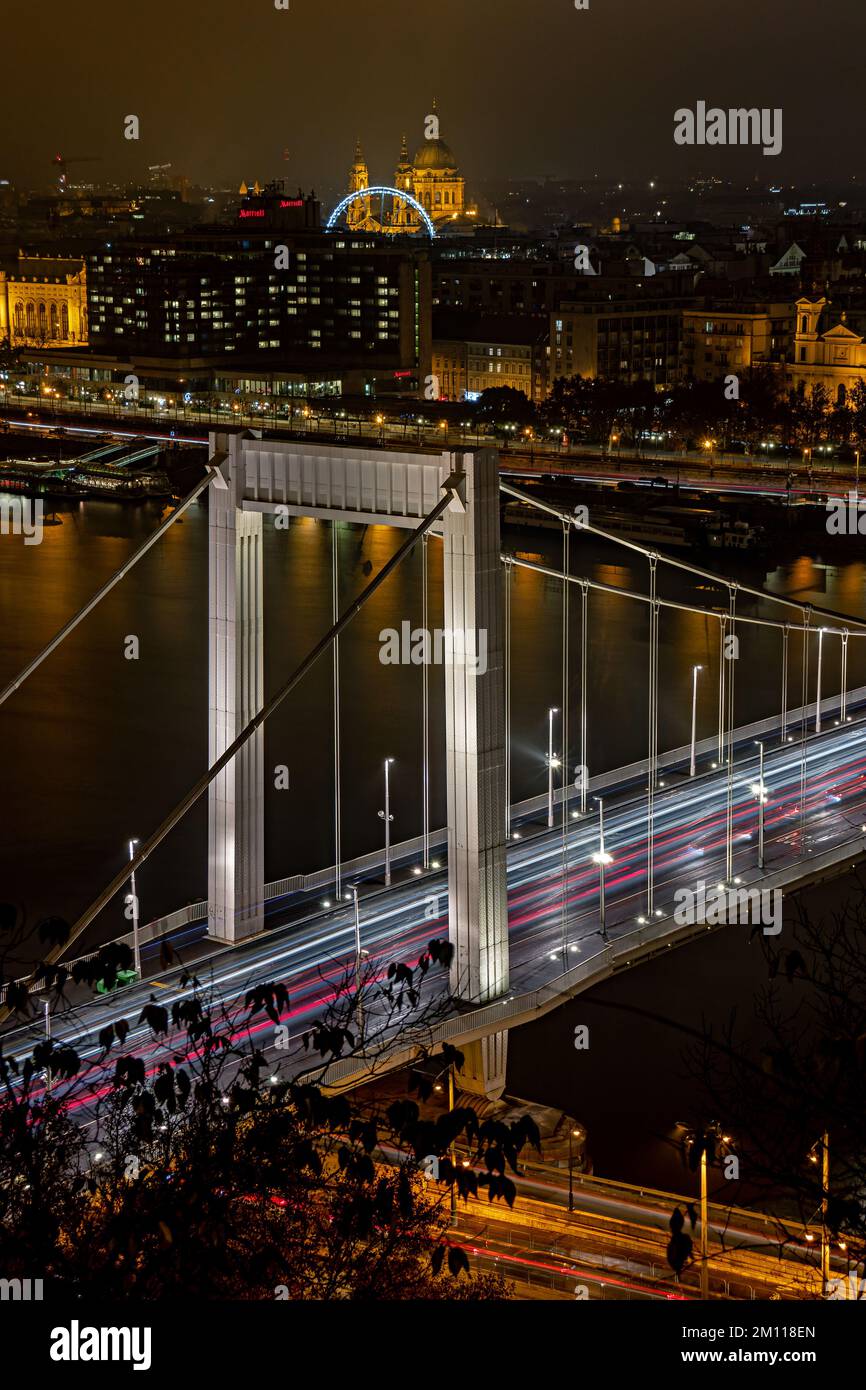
[378,757,396,887]
[126,837,141,976]
[816,627,826,733]
[750,740,769,871]
[547,707,560,828]
[591,796,614,942]
[689,665,703,777]
[567,1126,583,1212]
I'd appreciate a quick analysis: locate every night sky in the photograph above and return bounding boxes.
[4,0,864,192]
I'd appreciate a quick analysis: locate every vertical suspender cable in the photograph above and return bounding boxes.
[781,624,790,744]
[561,523,570,963]
[800,608,811,848]
[580,579,589,815]
[504,556,512,842]
[718,614,727,759]
[332,522,342,899]
[422,534,430,868]
[725,585,737,883]
[647,555,659,917]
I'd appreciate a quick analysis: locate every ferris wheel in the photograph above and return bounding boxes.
[326,185,437,238]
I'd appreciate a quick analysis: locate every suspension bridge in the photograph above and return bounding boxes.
[3,433,866,1103]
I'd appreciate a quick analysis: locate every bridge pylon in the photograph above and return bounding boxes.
[207,431,265,941]
[443,450,509,1099]
[204,434,510,1098]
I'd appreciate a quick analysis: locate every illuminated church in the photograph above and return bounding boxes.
[346,105,475,233]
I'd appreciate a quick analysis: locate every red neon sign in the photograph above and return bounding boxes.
[239,208,266,219]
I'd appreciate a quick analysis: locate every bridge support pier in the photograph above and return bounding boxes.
[207,432,265,941]
[443,450,509,1100]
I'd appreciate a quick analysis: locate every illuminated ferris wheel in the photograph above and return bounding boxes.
[326,185,437,238]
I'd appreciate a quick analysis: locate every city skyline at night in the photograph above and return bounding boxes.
[3,0,866,193]
[3,0,866,1351]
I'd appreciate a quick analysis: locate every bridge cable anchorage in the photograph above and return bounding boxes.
[0,483,459,1023]
[0,465,220,709]
[498,480,866,634]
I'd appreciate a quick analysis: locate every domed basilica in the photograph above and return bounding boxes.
[346,104,475,233]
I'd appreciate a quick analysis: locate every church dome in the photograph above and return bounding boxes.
[413,138,458,171]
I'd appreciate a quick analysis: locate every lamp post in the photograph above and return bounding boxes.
[591,797,614,941]
[699,1145,710,1299]
[816,628,825,733]
[567,1127,581,1212]
[810,1133,832,1298]
[750,742,768,871]
[127,837,141,975]
[822,1131,831,1300]
[679,1122,730,1300]
[378,758,395,886]
[547,707,560,828]
[448,1062,457,1227]
[690,665,703,777]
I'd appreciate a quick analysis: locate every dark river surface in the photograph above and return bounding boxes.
[1,491,864,1188]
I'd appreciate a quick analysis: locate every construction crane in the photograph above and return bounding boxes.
[52,154,100,192]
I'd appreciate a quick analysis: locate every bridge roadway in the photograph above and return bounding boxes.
[5,700,866,1133]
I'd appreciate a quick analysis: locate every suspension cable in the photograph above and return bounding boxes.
[0,467,217,708]
[503,556,859,638]
[499,480,866,634]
